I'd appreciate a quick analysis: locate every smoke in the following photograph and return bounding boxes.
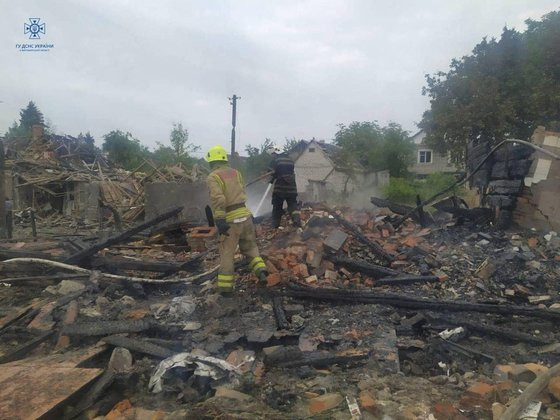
[344,186,382,209]
[246,181,273,217]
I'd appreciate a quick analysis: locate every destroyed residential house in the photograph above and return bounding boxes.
[289,139,389,202]
[468,126,560,231]
[4,124,144,225]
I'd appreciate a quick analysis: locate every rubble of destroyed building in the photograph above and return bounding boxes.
[0,126,559,420]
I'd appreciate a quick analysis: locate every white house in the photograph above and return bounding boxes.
[289,140,389,202]
[409,130,459,177]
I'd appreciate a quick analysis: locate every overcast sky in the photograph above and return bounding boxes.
[1,1,558,157]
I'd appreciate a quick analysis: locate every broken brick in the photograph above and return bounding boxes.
[466,382,495,400]
[548,376,560,400]
[265,260,279,274]
[324,269,338,281]
[527,237,538,247]
[308,393,343,414]
[106,399,133,420]
[359,390,377,414]
[267,273,282,287]
[432,402,460,419]
[434,270,449,282]
[226,350,255,373]
[214,387,253,401]
[305,275,318,284]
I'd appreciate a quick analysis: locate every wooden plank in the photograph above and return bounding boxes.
[0,365,103,419]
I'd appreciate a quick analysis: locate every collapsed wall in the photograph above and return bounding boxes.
[466,127,560,231]
[514,127,560,232]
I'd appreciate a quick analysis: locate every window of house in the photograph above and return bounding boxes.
[418,150,432,164]
[308,147,316,152]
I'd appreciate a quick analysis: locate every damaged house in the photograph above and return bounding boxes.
[4,124,144,225]
[467,126,560,232]
[288,139,389,202]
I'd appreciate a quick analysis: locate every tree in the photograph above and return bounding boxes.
[169,122,199,157]
[77,131,95,147]
[334,121,414,177]
[241,138,274,181]
[102,130,149,170]
[83,132,95,146]
[420,10,560,164]
[4,101,46,138]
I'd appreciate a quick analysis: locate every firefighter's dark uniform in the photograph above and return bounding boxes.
[269,152,301,228]
[207,162,267,293]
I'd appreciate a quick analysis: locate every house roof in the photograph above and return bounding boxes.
[289,139,366,176]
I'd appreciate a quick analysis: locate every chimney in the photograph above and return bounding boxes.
[32,124,44,141]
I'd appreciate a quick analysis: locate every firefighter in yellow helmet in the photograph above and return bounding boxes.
[205,145,268,294]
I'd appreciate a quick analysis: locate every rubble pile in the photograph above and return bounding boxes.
[1,200,560,419]
[4,134,210,234]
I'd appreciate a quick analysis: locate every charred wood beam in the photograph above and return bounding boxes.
[101,335,174,359]
[285,284,560,321]
[272,296,290,330]
[428,316,550,345]
[437,337,494,363]
[376,275,439,286]
[65,206,183,265]
[157,252,207,279]
[327,209,394,263]
[99,200,123,231]
[370,196,428,225]
[91,255,190,272]
[269,351,370,368]
[0,248,60,260]
[62,319,154,336]
[325,255,399,278]
[0,330,54,364]
[0,273,88,284]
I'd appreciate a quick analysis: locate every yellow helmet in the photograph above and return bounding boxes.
[205,145,228,163]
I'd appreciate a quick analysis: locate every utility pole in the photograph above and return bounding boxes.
[228,94,240,167]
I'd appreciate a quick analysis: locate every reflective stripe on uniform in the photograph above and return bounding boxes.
[210,173,226,191]
[226,207,251,222]
[218,273,235,289]
[249,256,266,273]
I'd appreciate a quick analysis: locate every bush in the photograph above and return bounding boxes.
[382,173,461,206]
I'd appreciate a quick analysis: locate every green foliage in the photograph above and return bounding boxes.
[283,137,300,152]
[102,130,150,170]
[333,121,414,177]
[169,122,199,157]
[382,172,460,205]
[5,101,46,138]
[420,10,560,163]
[241,138,274,181]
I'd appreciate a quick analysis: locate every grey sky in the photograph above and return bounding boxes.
[1,1,558,157]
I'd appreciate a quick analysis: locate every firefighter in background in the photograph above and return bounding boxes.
[206,145,268,294]
[268,145,301,228]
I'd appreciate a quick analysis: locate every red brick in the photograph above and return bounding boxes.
[106,400,133,420]
[527,237,538,247]
[359,390,377,414]
[432,402,459,419]
[466,382,495,399]
[548,376,560,400]
[267,273,282,287]
[308,393,343,414]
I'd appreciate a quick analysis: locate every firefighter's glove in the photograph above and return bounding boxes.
[216,219,230,236]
